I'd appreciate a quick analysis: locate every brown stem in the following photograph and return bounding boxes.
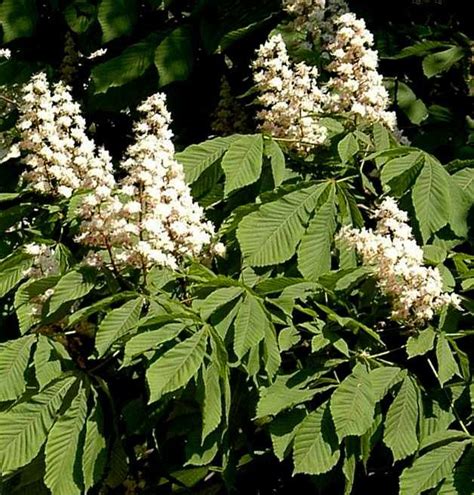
[0,93,17,106]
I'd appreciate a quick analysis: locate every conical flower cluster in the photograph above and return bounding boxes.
[253,0,399,153]
[17,73,115,198]
[325,13,396,130]
[252,34,328,154]
[18,74,220,271]
[339,198,461,326]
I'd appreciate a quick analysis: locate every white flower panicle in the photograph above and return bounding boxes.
[23,243,60,279]
[60,32,79,84]
[339,198,461,326]
[78,93,219,270]
[17,73,221,272]
[325,13,396,129]
[211,76,249,136]
[283,0,348,47]
[18,73,115,198]
[252,34,328,154]
[252,3,401,153]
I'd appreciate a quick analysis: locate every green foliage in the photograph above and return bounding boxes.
[383,375,419,461]
[221,134,263,196]
[155,26,194,86]
[98,0,137,42]
[292,403,339,475]
[147,326,208,403]
[0,335,35,401]
[0,0,37,42]
[91,39,156,94]
[399,441,470,495]
[330,366,375,441]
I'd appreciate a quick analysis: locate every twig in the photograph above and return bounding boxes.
[0,93,16,106]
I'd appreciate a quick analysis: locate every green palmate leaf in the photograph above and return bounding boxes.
[0,0,37,42]
[419,395,455,442]
[399,441,470,495]
[155,25,193,86]
[372,123,390,157]
[124,322,184,364]
[45,381,89,495]
[423,245,447,265]
[369,366,403,402]
[176,136,238,184]
[201,361,222,441]
[221,134,263,197]
[92,39,156,94]
[448,179,471,239]
[67,292,136,327]
[342,441,357,495]
[15,276,60,334]
[83,398,107,492]
[262,318,281,379]
[48,268,96,315]
[185,428,220,467]
[336,183,364,227]
[407,326,436,358]
[34,336,66,390]
[0,251,33,298]
[380,152,424,195]
[233,293,267,360]
[388,40,452,59]
[297,184,337,280]
[0,335,35,401]
[98,0,137,42]
[278,326,301,352]
[448,447,474,495]
[237,183,327,266]
[419,429,471,452]
[436,333,459,386]
[452,168,474,200]
[338,133,359,164]
[422,46,465,78]
[412,155,451,241]
[0,193,20,202]
[194,286,243,321]
[105,439,128,488]
[0,376,76,473]
[270,408,307,461]
[293,403,340,475]
[256,376,318,419]
[64,1,97,33]
[265,138,286,187]
[360,405,383,468]
[147,327,208,403]
[95,297,144,357]
[383,375,419,461]
[330,365,375,441]
[395,82,428,125]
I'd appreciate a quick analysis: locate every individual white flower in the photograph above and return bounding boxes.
[0,48,12,59]
[338,197,461,326]
[86,48,108,60]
